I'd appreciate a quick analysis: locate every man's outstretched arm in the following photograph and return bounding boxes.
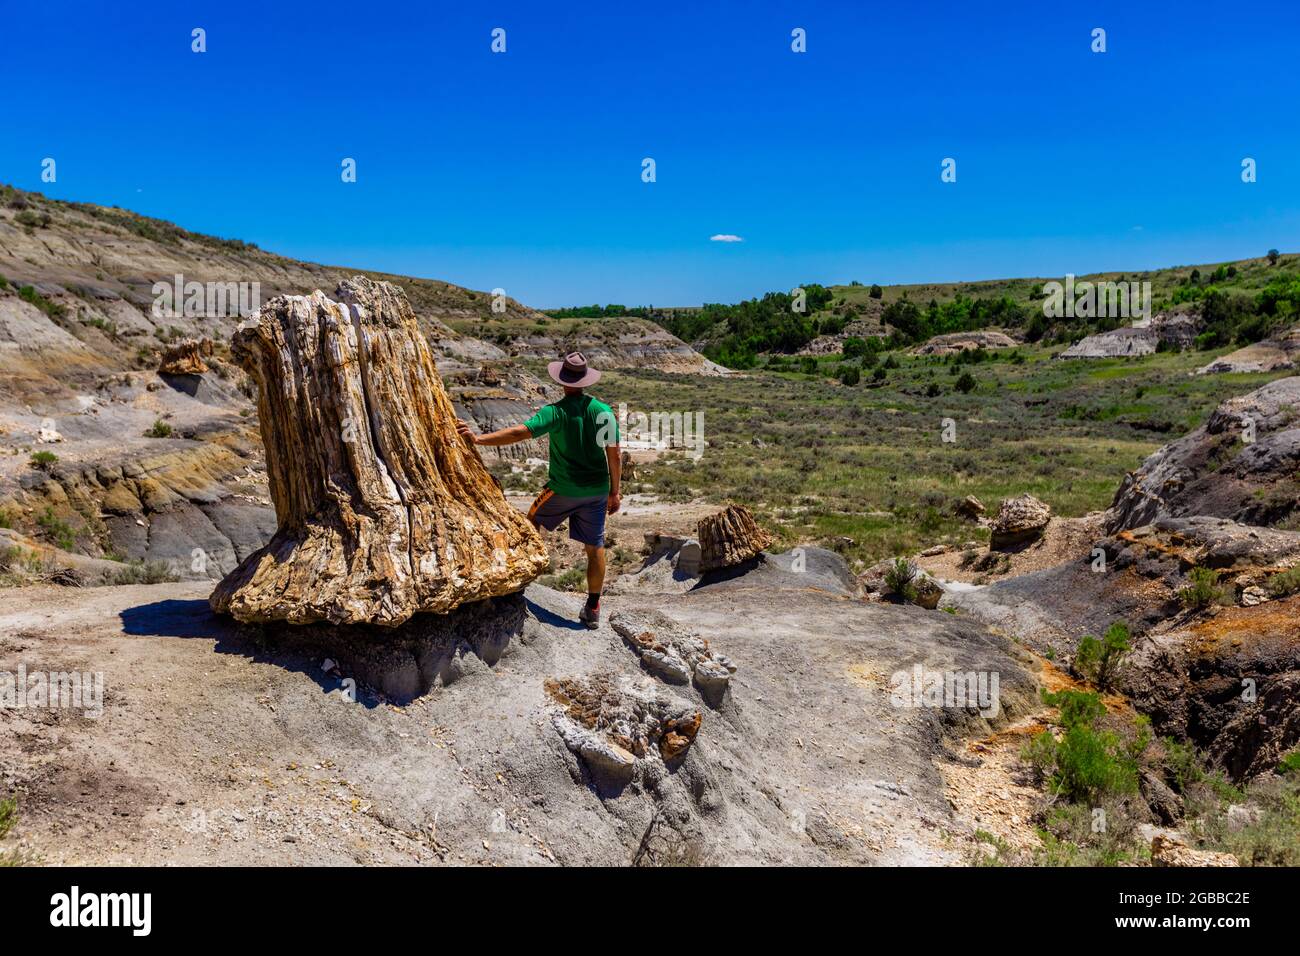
[457,420,532,447]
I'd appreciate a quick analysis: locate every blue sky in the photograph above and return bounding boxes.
[6,1,1299,307]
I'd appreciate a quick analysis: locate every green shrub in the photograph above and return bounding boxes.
[1026,689,1142,803]
[955,371,977,393]
[837,365,860,386]
[1266,565,1300,598]
[842,337,870,359]
[537,566,586,592]
[1074,621,1131,689]
[144,419,173,438]
[1031,801,1145,866]
[0,797,15,839]
[0,795,33,867]
[1204,775,1300,865]
[28,450,58,471]
[883,557,918,602]
[1022,726,1059,781]
[1162,737,1206,792]
[108,560,180,585]
[37,507,76,551]
[1279,751,1300,777]
[1179,566,1224,610]
[17,284,64,319]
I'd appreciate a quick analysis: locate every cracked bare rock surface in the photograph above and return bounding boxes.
[0,548,1038,865]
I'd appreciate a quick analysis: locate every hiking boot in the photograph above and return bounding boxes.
[578,601,600,630]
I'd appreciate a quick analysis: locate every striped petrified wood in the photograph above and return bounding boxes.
[697,504,774,573]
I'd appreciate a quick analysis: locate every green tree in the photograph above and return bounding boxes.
[881,299,923,341]
[842,336,870,359]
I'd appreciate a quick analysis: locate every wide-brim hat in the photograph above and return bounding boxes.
[547,350,601,388]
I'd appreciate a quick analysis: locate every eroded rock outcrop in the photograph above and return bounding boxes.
[1099,516,1300,599]
[1058,312,1197,359]
[697,504,774,572]
[1197,326,1300,375]
[210,277,549,626]
[1151,833,1238,867]
[914,330,1017,356]
[546,673,702,789]
[506,318,729,376]
[1106,376,1300,533]
[444,360,555,462]
[610,608,737,706]
[1119,595,1300,780]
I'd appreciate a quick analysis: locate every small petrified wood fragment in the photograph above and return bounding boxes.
[158,338,212,375]
[696,504,774,573]
[210,277,549,626]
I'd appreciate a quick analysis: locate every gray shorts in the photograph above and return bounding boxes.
[527,489,608,547]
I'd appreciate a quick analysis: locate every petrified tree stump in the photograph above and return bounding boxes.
[158,338,212,375]
[697,504,774,573]
[210,277,549,626]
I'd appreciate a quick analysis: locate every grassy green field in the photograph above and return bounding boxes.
[579,345,1291,569]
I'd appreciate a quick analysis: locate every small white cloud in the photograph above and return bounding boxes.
[709,234,744,243]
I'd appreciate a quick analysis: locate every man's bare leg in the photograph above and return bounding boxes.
[584,544,606,594]
[579,544,606,628]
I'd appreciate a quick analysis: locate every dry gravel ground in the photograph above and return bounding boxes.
[0,553,1039,866]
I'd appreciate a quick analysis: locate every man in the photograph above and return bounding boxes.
[456,351,621,629]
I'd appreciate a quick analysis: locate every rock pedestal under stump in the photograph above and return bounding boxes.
[210,277,549,626]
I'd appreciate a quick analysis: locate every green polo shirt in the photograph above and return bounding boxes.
[524,394,619,497]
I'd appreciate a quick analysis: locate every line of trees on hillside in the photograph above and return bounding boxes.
[653,285,835,367]
[546,258,1300,364]
[545,304,649,319]
[881,295,1029,344]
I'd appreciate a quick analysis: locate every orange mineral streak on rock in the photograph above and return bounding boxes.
[1184,594,1300,652]
[209,276,549,626]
